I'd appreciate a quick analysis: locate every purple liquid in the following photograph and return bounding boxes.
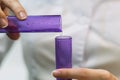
[0,15,62,33]
[55,36,72,80]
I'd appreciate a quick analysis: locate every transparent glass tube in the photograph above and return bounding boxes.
[0,15,62,33]
[55,36,72,80]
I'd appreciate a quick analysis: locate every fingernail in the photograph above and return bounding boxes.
[0,18,8,28]
[52,70,61,76]
[19,12,27,19]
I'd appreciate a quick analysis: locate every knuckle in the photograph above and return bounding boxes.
[2,0,23,11]
[63,70,70,77]
[75,68,88,79]
[0,11,6,18]
[100,70,112,80]
[78,68,88,76]
[2,0,14,5]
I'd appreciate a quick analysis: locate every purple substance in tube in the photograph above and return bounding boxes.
[6,20,19,33]
[0,15,62,33]
[55,36,72,80]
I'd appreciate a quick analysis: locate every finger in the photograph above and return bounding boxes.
[52,68,118,80]
[6,20,20,40]
[2,0,27,20]
[3,7,9,16]
[6,32,20,40]
[1,3,10,16]
[0,7,8,28]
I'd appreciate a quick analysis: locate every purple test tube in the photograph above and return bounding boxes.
[0,15,62,33]
[55,36,72,80]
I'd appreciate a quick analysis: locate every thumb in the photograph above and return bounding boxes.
[0,7,8,28]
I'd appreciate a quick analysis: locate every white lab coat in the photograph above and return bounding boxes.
[1,0,120,80]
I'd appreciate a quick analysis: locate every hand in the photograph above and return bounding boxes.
[53,68,118,80]
[0,0,27,40]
